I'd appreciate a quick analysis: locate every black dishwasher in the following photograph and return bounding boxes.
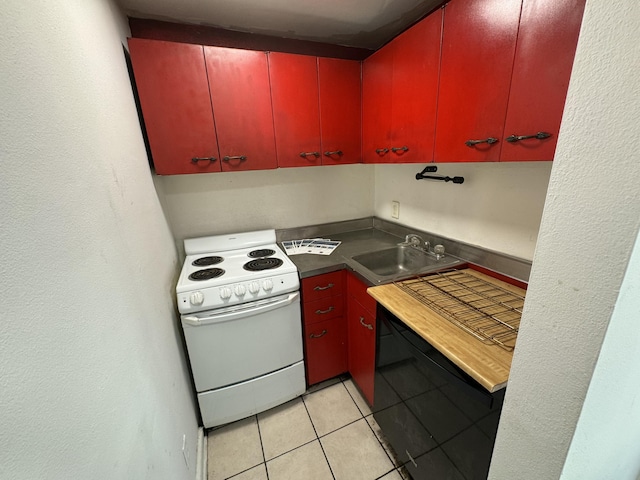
[373,304,505,480]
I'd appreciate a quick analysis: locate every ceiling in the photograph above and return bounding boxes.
[117,0,445,50]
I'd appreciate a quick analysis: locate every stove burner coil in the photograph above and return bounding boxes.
[189,268,225,281]
[192,256,224,267]
[243,258,283,272]
[248,249,276,258]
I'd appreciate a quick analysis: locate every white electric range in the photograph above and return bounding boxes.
[176,229,305,428]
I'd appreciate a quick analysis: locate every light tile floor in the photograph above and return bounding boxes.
[207,376,411,480]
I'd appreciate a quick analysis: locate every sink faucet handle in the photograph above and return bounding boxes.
[424,240,430,252]
[405,234,423,246]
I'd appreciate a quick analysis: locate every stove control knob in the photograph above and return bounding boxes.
[189,291,204,306]
[234,284,246,297]
[262,279,274,291]
[219,287,232,300]
[248,281,261,294]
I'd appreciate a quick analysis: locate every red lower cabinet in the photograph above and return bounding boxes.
[304,317,348,386]
[301,272,347,386]
[346,273,376,405]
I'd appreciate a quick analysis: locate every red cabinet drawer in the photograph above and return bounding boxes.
[347,272,376,316]
[303,295,344,327]
[301,271,345,302]
[304,316,348,386]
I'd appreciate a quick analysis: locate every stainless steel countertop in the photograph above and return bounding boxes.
[277,217,532,286]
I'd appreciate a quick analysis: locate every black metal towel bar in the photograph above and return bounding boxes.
[415,165,464,184]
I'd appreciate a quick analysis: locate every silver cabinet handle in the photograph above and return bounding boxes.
[465,137,498,147]
[191,156,217,163]
[506,132,552,143]
[299,151,320,158]
[391,145,409,153]
[360,316,373,330]
[313,283,334,291]
[324,150,343,157]
[222,155,247,161]
[310,330,327,339]
[315,306,335,315]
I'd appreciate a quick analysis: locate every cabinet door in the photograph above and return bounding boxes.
[128,38,220,175]
[500,0,586,161]
[434,0,522,163]
[362,46,393,163]
[269,53,322,167]
[204,47,277,171]
[305,316,348,386]
[318,58,362,165]
[389,9,443,163]
[347,298,376,405]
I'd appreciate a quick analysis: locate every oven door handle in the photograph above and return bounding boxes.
[182,292,299,326]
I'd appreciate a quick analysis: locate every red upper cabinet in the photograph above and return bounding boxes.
[128,38,221,175]
[318,58,362,165]
[500,0,586,162]
[204,47,277,171]
[363,10,443,164]
[269,52,322,168]
[362,46,393,163]
[388,10,443,163]
[434,0,522,163]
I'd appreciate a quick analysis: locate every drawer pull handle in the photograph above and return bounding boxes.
[391,145,409,153]
[406,450,418,468]
[375,148,389,154]
[222,155,247,162]
[309,330,327,339]
[315,306,335,315]
[324,150,343,157]
[313,283,335,291]
[465,137,498,147]
[360,316,373,330]
[506,131,552,143]
[299,151,320,158]
[191,156,217,163]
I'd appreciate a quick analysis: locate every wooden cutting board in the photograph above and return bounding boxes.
[367,268,525,392]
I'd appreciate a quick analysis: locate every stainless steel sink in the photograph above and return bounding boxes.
[351,245,462,283]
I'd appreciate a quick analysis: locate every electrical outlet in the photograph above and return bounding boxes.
[182,433,190,469]
[392,201,400,219]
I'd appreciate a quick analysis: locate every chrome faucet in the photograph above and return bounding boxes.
[401,233,446,259]
[404,234,424,247]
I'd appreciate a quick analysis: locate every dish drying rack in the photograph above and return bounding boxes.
[394,270,524,351]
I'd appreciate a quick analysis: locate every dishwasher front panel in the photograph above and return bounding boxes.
[374,304,504,480]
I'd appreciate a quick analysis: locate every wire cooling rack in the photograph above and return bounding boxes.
[395,270,524,350]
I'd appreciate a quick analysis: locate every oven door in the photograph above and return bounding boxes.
[181,292,302,392]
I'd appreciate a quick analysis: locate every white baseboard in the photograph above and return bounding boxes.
[195,427,207,480]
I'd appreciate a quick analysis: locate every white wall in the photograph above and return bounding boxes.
[560,230,640,479]
[156,164,374,248]
[374,162,552,260]
[489,1,640,478]
[157,159,549,260]
[0,1,198,479]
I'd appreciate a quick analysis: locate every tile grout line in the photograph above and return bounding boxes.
[340,377,369,418]
[363,415,399,479]
[301,393,337,480]
[254,414,270,480]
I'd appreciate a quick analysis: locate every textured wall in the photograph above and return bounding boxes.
[560,231,640,478]
[489,1,640,478]
[156,164,375,249]
[374,162,552,260]
[0,1,198,479]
